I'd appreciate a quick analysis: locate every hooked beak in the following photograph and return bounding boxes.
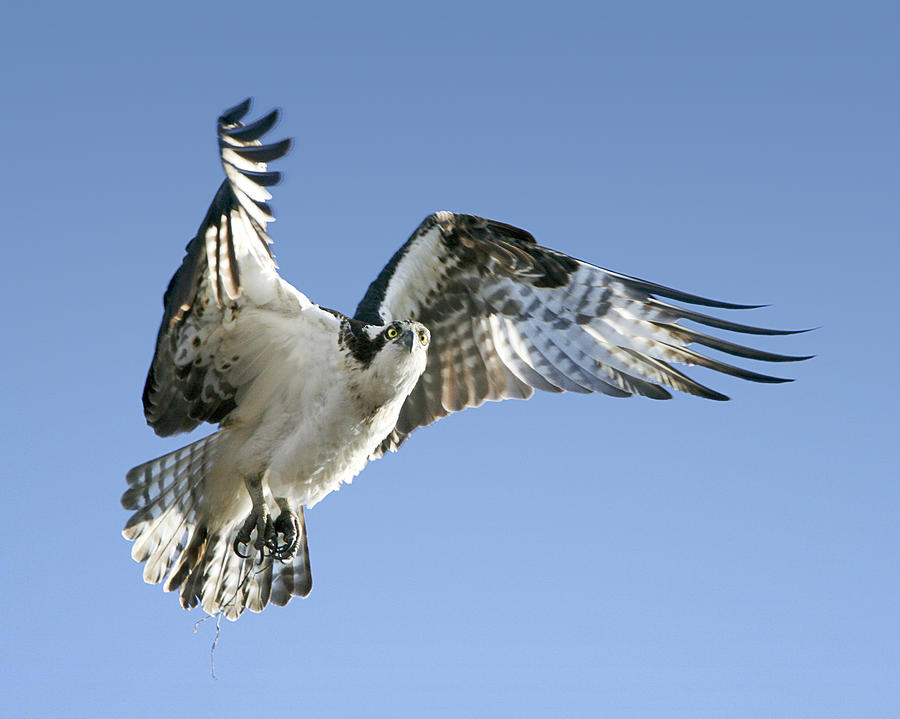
[399,329,415,352]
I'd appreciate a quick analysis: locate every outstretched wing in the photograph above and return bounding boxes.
[354,212,809,455]
[142,99,330,436]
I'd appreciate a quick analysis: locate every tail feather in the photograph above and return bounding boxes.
[122,433,313,620]
[123,434,218,574]
[244,556,274,613]
[166,525,207,591]
[272,508,313,606]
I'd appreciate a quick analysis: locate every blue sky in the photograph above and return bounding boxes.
[2,2,898,717]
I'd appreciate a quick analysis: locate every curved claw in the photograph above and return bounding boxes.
[232,536,252,559]
[232,505,272,560]
[263,534,298,561]
[231,498,300,561]
[264,508,300,560]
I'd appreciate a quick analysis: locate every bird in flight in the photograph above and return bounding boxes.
[123,99,808,620]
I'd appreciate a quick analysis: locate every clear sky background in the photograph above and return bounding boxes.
[2,2,898,717]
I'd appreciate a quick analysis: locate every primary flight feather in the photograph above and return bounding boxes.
[123,99,808,620]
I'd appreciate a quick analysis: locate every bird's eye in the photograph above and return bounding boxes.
[419,332,429,345]
[386,327,399,339]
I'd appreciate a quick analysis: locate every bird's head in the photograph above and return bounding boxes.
[380,320,430,355]
[346,319,430,406]
[374,320,430,384]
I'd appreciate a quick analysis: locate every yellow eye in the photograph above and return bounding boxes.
[419,332,429,345]
[386,327,399,339]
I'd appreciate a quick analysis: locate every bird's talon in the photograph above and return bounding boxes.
[231,495,299,560]
[232,537,252,559]
[266,506,300,560]
[233,506,275,560]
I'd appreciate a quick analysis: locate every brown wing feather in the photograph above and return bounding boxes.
[142,100,291,436]
[359,212,809,457]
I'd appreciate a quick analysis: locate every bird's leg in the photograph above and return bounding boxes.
[232,474,273,559]
[266,497,300,561]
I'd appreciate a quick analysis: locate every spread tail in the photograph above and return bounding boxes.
[122,433,311,620]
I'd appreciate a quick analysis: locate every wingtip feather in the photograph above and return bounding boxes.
[219,97,252,126]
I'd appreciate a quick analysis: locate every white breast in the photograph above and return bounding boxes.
[203,312,428,519]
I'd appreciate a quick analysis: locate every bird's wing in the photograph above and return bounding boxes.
[142,99,335,436]
[354,212,809,455]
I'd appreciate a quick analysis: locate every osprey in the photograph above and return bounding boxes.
[123,99,808,620]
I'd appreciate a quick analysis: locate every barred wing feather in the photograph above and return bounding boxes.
[355,212,809,455]
[142,99,318,436]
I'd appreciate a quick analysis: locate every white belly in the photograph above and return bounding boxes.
[268,390,405,507]
[199,316,427,524]
[204,379,407,520]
